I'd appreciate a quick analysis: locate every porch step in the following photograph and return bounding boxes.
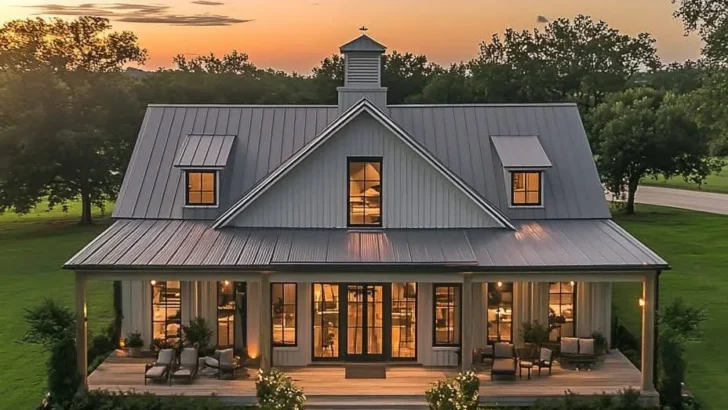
[305,395,428,410]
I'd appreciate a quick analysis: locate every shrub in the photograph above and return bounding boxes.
[425,371,479,410]
[531,388,652,410]
[181,317,213,350]
[124,332,144,348]
[591,331,608,354]
[66,390,251,409]
[255,369,306,410]
[520,320,550,355]
[87,333,114,372]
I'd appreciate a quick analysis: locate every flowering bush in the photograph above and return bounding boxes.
[425,371,479,410]
[256,369,306,410]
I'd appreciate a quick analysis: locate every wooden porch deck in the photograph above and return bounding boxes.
[88,350,656,407]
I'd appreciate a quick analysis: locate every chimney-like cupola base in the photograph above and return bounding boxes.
[337,34,388,113]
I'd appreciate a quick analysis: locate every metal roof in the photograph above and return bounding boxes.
[340,34,386,53]
[174,135,236,168]
[490,136,552,169]
[64,219,668,270]
[112,103,610,220]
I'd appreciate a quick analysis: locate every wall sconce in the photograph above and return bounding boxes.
[569,281,575,286]
[150,280,157,286]
[639,298,645,308]
[497,281,503,288]
[224,280,230,286]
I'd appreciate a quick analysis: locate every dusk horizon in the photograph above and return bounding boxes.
[1,0,703,72]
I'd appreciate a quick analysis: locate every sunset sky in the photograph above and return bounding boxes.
[0,0,702,73]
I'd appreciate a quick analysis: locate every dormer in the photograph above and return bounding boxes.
[174,134,236,208]
[490,136,552,208]
[338,34,388,113]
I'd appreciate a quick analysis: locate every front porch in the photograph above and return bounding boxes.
[88,350,655,407]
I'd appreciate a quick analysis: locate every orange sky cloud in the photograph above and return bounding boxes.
[1,0,702,73]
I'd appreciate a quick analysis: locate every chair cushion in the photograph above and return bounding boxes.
[540,347,552,362]
[145,365,166,378]
[492,358,516,373]
[494,343,514,358]
[561,337,579,354]
[217,348,234,365]
[579,338,595,355]
[205,356,220,368]
[157,349,174,365]
[173,368,192,377]
[180,348,198,367]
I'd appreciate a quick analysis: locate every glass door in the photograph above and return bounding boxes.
[345,284,385,360]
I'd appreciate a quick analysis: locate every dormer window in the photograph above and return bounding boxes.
[186,171,218,206]
[348,158,382,227]
[511,171,541,206]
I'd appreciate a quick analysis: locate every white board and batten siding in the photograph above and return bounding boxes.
[230,114,501,229]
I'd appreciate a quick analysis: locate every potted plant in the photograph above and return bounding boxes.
[182,317,213,351]
[124,332,144,357]
[520,320,549,358]
[591,331,608,355]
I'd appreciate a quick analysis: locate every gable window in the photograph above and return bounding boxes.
[511,171,541,206]
[186,171,217,206]
[272,283,297,346]
[348,158,382,227]
[433,284,460,346]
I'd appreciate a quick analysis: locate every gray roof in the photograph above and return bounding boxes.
[340,34,386,53]
[65,219,667,270]
[491,136,552,168]
[174,135,235,168]
[113,103,610,221]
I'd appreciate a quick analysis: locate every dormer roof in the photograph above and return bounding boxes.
[174,134,236,169]
[340,34,386,53]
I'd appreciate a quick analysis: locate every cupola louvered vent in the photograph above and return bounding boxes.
[345,53,381,87]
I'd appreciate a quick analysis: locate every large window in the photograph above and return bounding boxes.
[511,171,541,206]
[487,282,513,343]
[151,281,181,343]
[217,281,246,347]
[549,281,576,341]
[272,283,297,346]
[313,284,340,358]
[392,283,417,358]
[348,158,382,227]
[185,171,217,206]
[433,285,460,346]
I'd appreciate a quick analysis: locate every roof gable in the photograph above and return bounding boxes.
[340,34,386,52]
[213,99,514,229]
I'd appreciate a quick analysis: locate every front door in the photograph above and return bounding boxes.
[345,284,386,360]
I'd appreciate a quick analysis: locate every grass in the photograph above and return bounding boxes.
[641,159,728,194]
[0,203,114,410]
[612,204,728,410]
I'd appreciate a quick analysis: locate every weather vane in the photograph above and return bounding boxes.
[359,26,368,33]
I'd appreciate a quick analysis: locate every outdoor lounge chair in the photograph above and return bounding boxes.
[490,342,517,379]
[215,348,240,380]
[170,347,199,385]
[144,348,174,385]
[559,337,597,370]
[535,347,553,376]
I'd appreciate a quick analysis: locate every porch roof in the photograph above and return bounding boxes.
[64,219,667,271]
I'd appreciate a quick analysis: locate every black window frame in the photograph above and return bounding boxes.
[432,284,462,347]
[486,282,514,344]
[217,281,247,348]
[271,282,298,347]
[185,170,218,206]
[548,281,577,341]
[391,282,418,360]
[510,171,542,206]
[151,281,182,343]
[347,157,383,228]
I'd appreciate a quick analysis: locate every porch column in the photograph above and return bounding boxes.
[75,272,88,390]
[461,275,473,373]
[260,274,271,372]
[640,271,657,392]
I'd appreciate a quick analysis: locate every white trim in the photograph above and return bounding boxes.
[213,99,515,230]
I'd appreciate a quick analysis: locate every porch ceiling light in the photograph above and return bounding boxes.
[639,298,646,308]
[151,280,157,286]
[497,281,503,288]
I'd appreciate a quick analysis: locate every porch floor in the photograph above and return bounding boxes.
[88,350,655,407]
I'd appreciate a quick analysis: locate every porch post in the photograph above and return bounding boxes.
[640,271,657,392]
[260,274,271,372]
[75,272,88,390]
[461,274,473,373]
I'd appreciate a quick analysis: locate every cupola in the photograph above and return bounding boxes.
[337,32,388,112]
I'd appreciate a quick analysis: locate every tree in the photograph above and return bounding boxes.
[22,299,79,406]
[0,17,147,224]
[673,0,728,64]
[588,87,721,214]
[173,50,258,75]
[410,64,474,103]
[0,70,143,224]
[0,16,147,72]
[472,15,660,111]
[382,51,440,104]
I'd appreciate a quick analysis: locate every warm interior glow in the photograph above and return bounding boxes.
[186,171,216,205]
[511,171,541,206]
[348,160,382,226]
[487,282,512,343]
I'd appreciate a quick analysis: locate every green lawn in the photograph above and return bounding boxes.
[0,205,114,410]
[641,159,728,194]
[612,205,728,410]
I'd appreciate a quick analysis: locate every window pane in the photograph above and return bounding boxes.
[366,162,381,180]
[188,192,202,204]
[526,172,540,190]
[201,191,215,204]
[392,283,416,358]
[349,162,366,180]
[350,181,364,196]
[487,282,513,343]
[201,172,215,190]
[272,283,297,345]
[549,282,576,341]
[434,285,460,345]
[513,191,526,204]
[188,173,202,191]
[151,281,181,343]
[313,284,339,358]
[348,160,382,226]
[513,173,525,190]
[526,191,540,204]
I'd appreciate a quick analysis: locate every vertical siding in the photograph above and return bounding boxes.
[231,114,500,228]
[247,281,261,360]
[120,280,151,348]
[338,89,387,112]
[530,283,550,325]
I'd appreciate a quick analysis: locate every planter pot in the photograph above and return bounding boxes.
[129,347,142,358]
